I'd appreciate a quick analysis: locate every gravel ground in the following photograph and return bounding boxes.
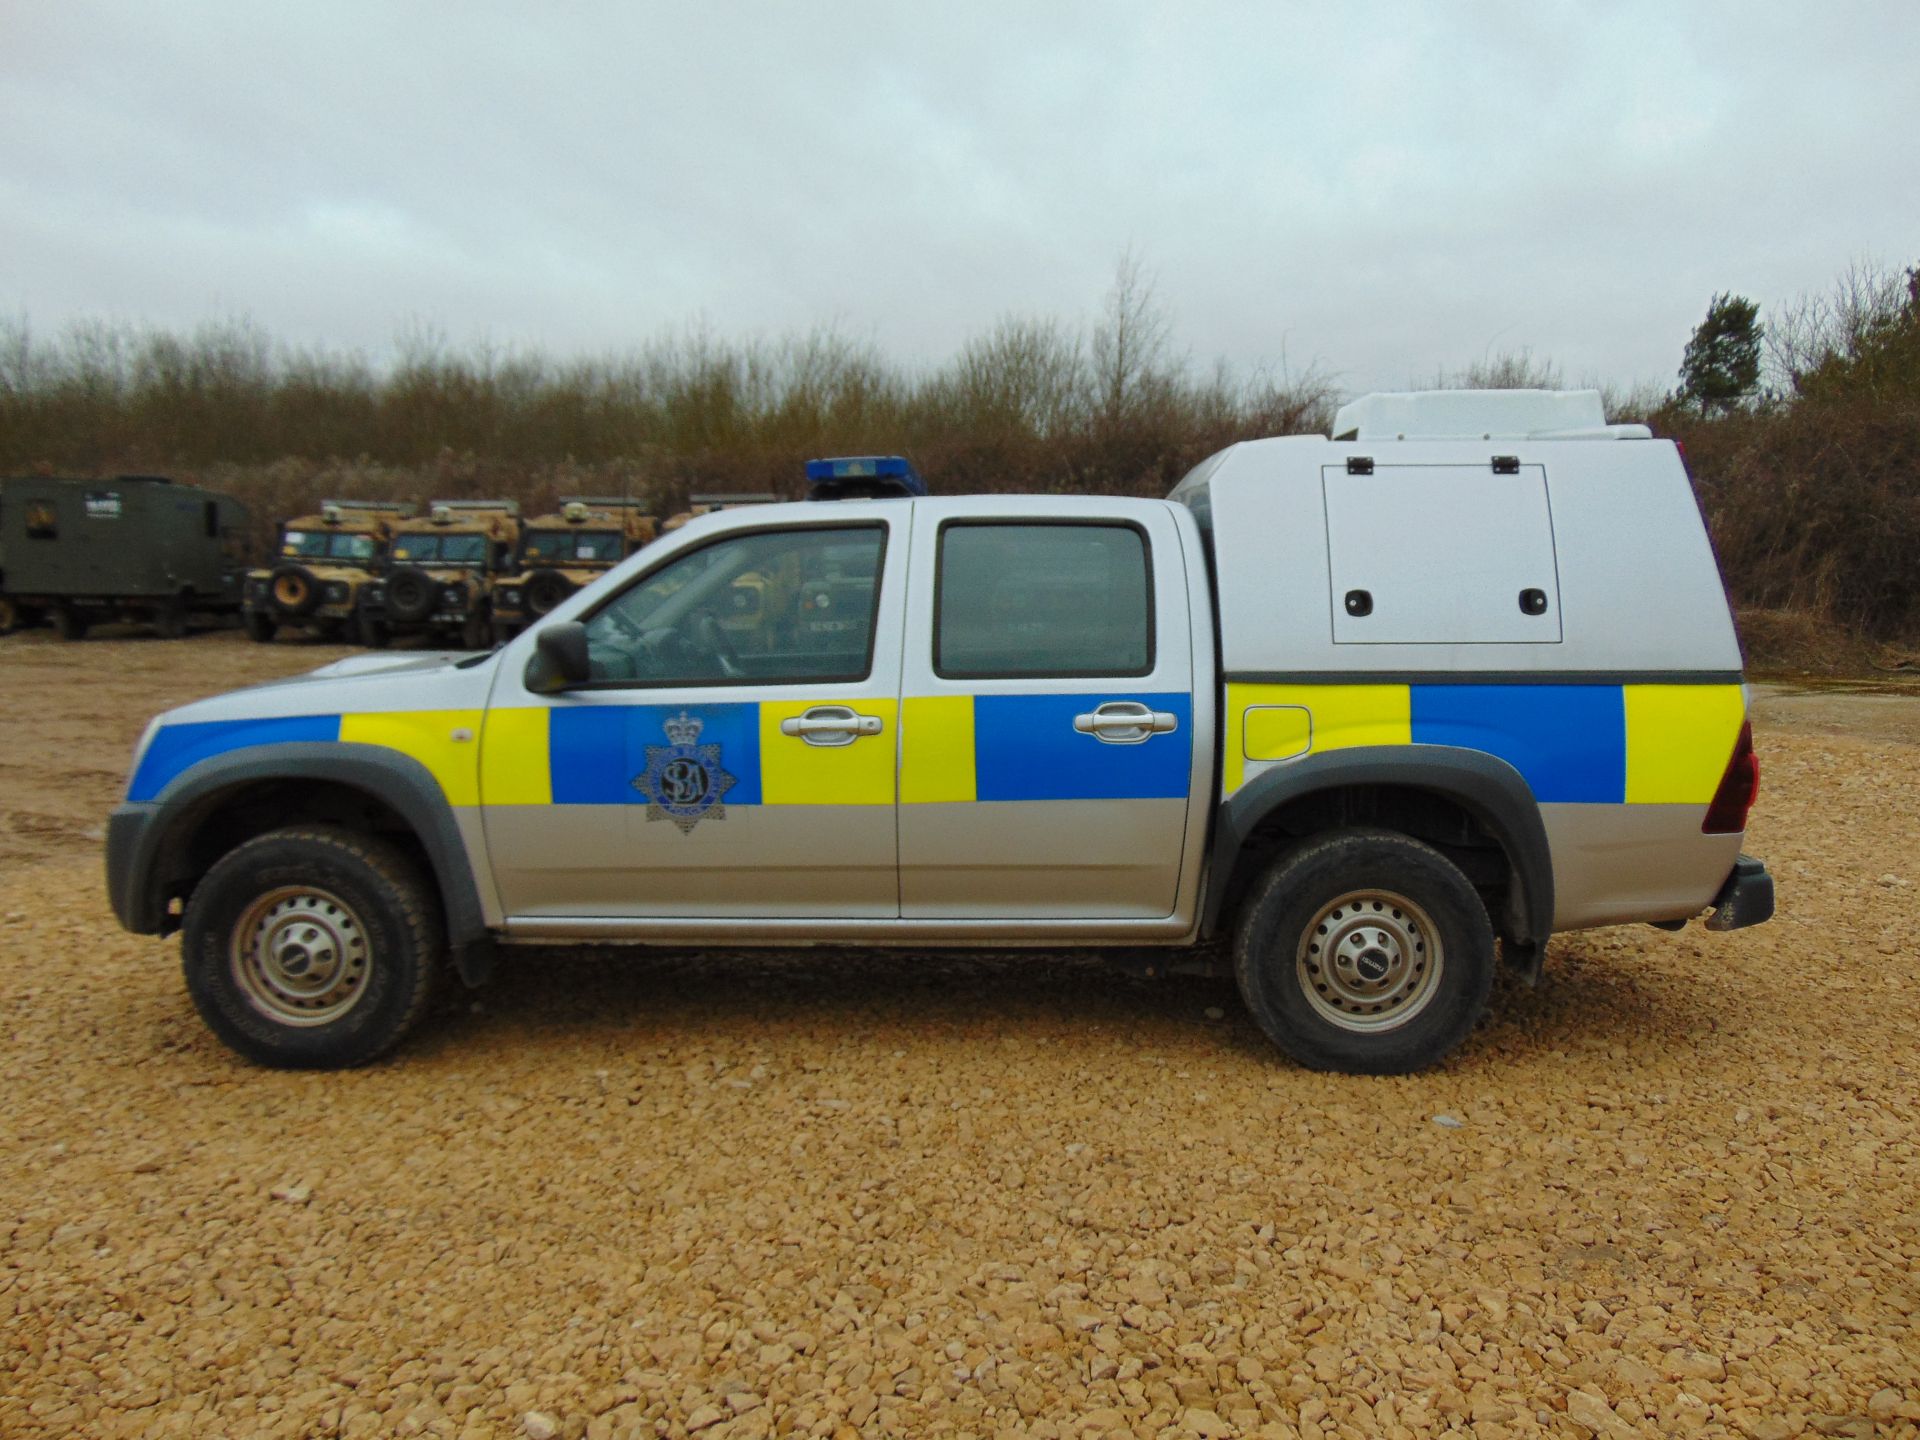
[2,631,1916,1440]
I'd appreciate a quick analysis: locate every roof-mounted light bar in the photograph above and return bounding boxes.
[803,455,927,499]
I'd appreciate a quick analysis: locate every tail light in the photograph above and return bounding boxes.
[1702,720,1759,834]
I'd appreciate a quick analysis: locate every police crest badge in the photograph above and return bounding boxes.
[634,711,736,833]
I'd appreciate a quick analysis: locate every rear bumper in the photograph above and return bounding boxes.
[1705,853,1774,932]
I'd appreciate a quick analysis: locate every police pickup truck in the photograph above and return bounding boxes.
[105,392,1773,1074]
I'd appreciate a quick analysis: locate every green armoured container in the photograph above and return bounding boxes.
[0,475,251,640]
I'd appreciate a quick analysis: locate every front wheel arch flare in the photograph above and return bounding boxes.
[132,743,489,951]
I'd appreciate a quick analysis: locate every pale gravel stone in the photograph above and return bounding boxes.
[2,641,1918,1440]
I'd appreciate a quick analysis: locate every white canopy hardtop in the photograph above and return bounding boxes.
[1332,389,1650,441]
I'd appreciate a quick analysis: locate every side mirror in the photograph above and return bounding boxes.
[525,621,591,694]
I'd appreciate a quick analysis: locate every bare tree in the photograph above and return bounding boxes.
[1090,248,1174,425]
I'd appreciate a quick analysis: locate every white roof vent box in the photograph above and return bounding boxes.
[1332,389,1650,441]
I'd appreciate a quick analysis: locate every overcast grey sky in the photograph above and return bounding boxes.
[4,1,1916,395]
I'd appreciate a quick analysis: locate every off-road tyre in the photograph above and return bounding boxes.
[383,566,438,624]
[51,606,89,642]
[491,620,521,646]
[0,595,21,634]
[268,564,321,618]
[356,609,390,648]
[181,826,445,1069]
[243,609,278,643]
[1233,827,1495,1075]
[524,569,574,617]
[460,612,491,650]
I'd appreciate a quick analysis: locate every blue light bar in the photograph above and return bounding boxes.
[803,454,927,497]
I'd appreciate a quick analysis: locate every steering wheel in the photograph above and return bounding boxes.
[693,611,744,678]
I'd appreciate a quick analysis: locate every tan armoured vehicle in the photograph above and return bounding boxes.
[244,500,413,644]
[490,497,657,644]
[358,499,521,649]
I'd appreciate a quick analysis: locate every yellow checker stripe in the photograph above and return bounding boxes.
[759,698,899,806]
[478,707,552,806]
[1623,684,1745,803]
[900,695,976,804]
[1223,682,1412,795]
[339,709,485,806]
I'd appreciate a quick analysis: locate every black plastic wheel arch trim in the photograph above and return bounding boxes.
[104,741,490,956]
[1201,744,1555,944]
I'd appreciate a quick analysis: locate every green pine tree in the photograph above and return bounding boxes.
[1678,292,1763,413]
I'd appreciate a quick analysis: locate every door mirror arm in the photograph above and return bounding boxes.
[525,621,592,694]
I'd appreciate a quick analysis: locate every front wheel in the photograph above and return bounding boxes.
[181,827,444,1068]
[243,609,278,643]
[1234,828,1494,1074]
[356,610,389,648]
[51,606,89,642]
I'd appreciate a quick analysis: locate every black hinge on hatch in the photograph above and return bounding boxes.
[1491,455,1521,474]
[1346,456,1374,475]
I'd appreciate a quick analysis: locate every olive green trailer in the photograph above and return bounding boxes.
[0,475,250,639]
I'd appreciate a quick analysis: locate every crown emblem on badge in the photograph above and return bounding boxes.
[662,711,703,746]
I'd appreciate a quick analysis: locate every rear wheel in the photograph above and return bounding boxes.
[356,610,390,648]
[153,596,189,639]
[181,826,445,1068]
[243,609,278,643]
[460,613,490,650]
[1234,828,1494,1074]
[51,606,89,642]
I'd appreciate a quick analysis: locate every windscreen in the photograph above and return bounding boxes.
[525,530,624,563]
[391,533,489,565]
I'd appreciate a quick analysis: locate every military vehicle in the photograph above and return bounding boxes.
[490,497,658,644]
[658,491,778,535]
[357,499,521,649]
[0,475,249,640]
[244,500,414,644]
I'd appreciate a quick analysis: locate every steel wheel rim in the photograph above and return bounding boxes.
[1296,888,1444,1032]
[229,885,372,1026]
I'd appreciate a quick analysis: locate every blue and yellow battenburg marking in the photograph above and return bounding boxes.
[1224,681,1746,804]
[127,681,1740,815]
[127,693,1196,811]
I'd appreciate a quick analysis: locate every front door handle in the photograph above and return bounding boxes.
[1073,701,1179,745]
[780,704,884,747]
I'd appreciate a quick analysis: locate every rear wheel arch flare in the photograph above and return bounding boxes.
[1204,745,1554,944]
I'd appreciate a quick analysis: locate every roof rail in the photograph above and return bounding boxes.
[321,498,417,516]
[425,498,521,516]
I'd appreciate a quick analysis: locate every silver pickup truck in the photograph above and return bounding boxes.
[106,393,1773,1074]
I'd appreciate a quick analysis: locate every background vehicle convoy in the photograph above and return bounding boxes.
[0,474,249,639]
[106,392,1774,1073]
[491,497,657,644]
[244,499,413,643]
[357,498,521,650]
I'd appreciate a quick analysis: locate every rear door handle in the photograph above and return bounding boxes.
[780,704,884,747]
[1073,701,1178,745]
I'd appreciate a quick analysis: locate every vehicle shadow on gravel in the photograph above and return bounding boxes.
[405,935,1707,1072]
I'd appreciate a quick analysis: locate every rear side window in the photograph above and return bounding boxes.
[936,522,1152,678]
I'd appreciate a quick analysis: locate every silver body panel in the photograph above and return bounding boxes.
[1541,802,1744,931]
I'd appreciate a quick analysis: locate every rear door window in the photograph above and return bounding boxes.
[935,523,1152,678]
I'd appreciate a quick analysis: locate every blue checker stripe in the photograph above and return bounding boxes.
[548,703,761,805]
[128,714,343,803]
[1410,684,1624,803]
[973,693,1192,802]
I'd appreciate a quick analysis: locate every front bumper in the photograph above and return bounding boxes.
[106,802,170,935]
[1705,854,1774,932]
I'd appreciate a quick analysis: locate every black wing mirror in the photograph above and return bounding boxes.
[525,620,591,694]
